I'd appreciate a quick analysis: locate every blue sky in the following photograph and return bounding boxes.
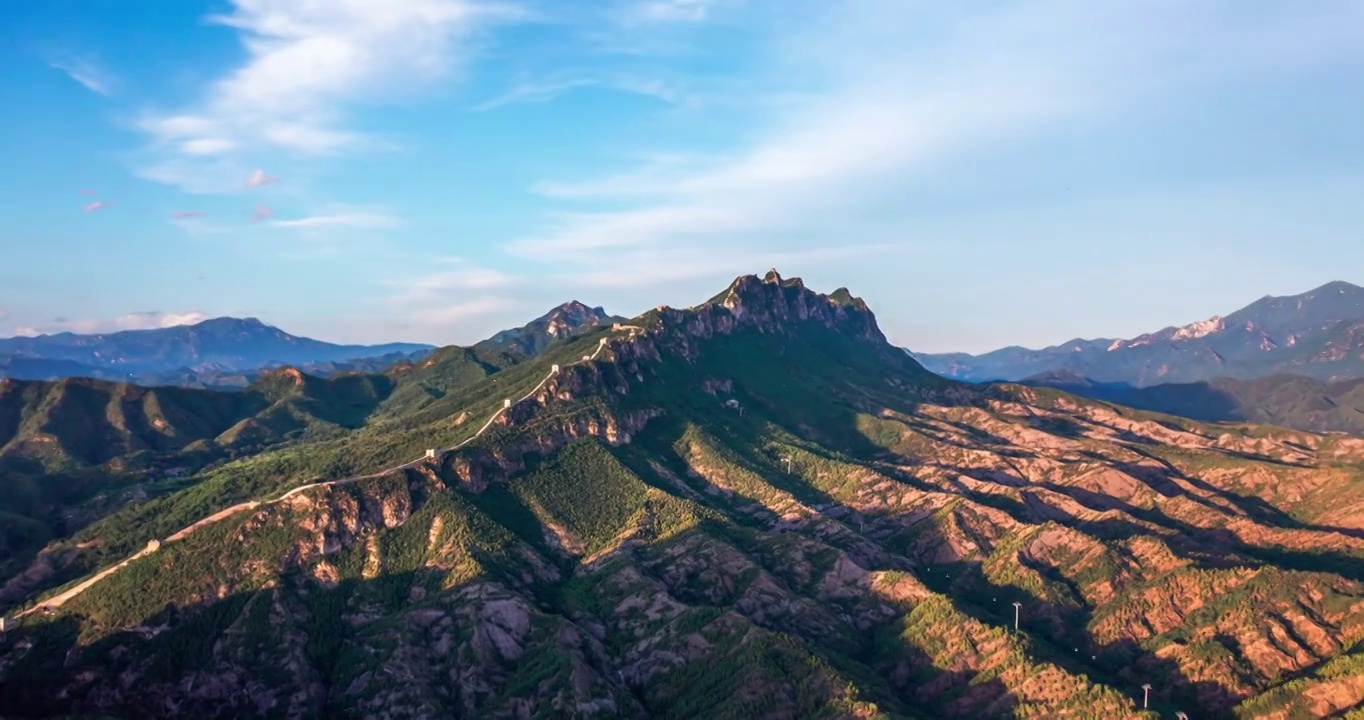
[2,0,1362,352]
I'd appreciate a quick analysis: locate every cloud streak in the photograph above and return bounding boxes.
[246,168,277,187]
[508,0,1364,289]
[134,0,524,193]
[472,74,693,111]
[270,213,400,230]
[83,201,107,213]
[619,0,718,26]
[8,311,210,336]
[114,311,210,330]
[49,55,116,96]
[358,258,525,342]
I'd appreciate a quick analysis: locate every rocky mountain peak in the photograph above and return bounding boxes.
[666,270,887,345]
[545,301,608,328]
[480,301,617,355]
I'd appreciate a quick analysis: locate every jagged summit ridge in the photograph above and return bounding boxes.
[692,270,883,346]
[649,268,883,339]
[543,300,610,338]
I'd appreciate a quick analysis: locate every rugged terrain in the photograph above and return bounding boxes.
[4,271,1364,719]
[1022,370,1364,436]
[914,280,1364,385]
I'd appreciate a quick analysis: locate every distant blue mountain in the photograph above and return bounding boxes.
[0,317,434,381]
[910,281,1364,386]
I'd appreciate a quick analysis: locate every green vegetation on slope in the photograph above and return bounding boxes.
[7,272,1364,720]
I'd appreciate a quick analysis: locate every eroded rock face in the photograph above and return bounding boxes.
[448,407,662,493]
[616,272,891,366]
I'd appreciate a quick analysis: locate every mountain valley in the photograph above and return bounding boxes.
[3,272,1364,719]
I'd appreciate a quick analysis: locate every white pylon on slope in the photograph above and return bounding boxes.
[1012,602,1022,632]
[1141,684,1152,709]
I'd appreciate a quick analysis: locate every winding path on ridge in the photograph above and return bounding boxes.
[16,329,637,618]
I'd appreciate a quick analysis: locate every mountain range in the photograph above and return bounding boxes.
[4,270,1364,719]
[913,280,1364,386]
[0,302,630,584]
[0,301,620,390]
[0,317,433,383]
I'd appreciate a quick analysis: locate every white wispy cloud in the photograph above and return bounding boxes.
[358,258,527,342]
[134,0,524,193]
[472,73,693,111]
[9,311,210,336]
[49,55,117,96]
[82,201,107,213]
[246,168,278,187]
[383,258,519,302]
[114,311,210,330]
[508,0,1364,287]
[620,0,718,25]
[472,78,598,111]
[270,213,401,230]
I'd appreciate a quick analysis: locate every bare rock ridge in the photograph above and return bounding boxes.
[648,268,888,349]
